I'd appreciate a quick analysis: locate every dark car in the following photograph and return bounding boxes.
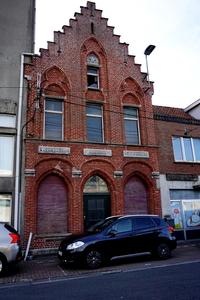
[0,223,22,276]
[58,215,177,269]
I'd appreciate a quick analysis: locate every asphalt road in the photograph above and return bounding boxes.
[0,261,200,300]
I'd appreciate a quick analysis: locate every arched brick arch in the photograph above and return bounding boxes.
[81,37,106,56]
[41,65,70,96]
[37,174,68,234]
[120,77,143,96]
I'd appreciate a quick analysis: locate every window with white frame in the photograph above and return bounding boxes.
[172,137,200,162]
[87,68,99,89]
[0,136,14,176]
[0,194,11,222]
[0,115,15,128]
[44,99,63,139]
[86,104,103,142]
[124,107,140,144]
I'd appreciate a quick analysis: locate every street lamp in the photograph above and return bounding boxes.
[144,45,155,92]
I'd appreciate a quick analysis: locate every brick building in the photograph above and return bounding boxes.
[153,105,200,240]
[23,2,160,252]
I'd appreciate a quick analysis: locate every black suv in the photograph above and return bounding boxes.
[58,215,177,269]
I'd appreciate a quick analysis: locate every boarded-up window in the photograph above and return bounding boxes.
[124,176,148,214]
[37,175,68,234]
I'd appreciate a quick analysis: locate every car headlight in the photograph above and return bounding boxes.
[67,241,84,250]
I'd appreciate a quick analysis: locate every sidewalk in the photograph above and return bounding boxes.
[1,240,200,285]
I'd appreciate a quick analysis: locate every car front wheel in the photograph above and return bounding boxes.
[85,249,102,269]
[156,242,171,259]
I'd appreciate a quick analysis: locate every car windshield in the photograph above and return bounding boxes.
[86,216,120,233]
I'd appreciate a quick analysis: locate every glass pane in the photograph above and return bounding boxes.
[170,189,200,200]
[0,194,11,222]
[46,100,62,112]
[124,120,139,144]
[84,175,109,193]
[124,108,137,119]
[135,218,155,230]
[112,219,132,233]
[0,115,15,128]
[88,68,98,74]
[183,200,200,228]
[170,201,183,229]
[97,199,104,209]
[193,139,200,161]
[87,75,98,88]
[45,113,62,139]
[88,199,96,210]
[0,136,14,176]
[86,104,102,116]
[172,137,183,160]
[87,116,102,142]
[183,138,194,161]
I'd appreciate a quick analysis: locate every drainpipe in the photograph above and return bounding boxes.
[14,53,34,231]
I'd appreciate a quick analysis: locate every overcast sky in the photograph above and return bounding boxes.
[35,0,200,109]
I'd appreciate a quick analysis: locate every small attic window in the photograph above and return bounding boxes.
[87,54,99,66]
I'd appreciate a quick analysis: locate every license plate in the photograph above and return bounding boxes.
[58,251,62,256]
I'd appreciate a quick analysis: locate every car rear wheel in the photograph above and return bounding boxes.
[156,242,171,259]
[85,249,102,269]
[0,256,6,276]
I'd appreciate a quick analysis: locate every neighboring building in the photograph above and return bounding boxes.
[23,2,160,252]
[153,105,200,240]
[184,99,200,120]
[0,1,35,229]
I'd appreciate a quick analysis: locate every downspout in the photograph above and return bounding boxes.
[14,52,34,230]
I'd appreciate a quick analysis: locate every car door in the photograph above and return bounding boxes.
[103,218,134,258]
[132,217,159,253]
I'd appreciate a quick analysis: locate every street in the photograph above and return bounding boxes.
[0,241,200,286]
[0,261,200,300]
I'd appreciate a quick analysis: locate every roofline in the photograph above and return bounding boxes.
[184,98,200,112]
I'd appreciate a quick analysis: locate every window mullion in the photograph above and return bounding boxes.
[191,138,196,161]
[180,137,186,161]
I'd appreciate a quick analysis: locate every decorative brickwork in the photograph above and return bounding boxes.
[23,2,160,250]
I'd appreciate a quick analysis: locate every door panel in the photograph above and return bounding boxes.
[37,175,68,234]
[104,218,134,257]
[124,176,148,214]
[84,195,110,230]
[132,217,159,253]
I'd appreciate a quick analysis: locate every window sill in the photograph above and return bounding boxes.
[174,160,200,164]
[87,87,101,91]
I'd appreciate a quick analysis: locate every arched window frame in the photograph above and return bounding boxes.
[87,54,100,90]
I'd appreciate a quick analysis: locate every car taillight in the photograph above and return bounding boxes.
[9,233,20,243]
[168,227,174,234]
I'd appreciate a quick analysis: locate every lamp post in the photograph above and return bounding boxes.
[144,45,155,91]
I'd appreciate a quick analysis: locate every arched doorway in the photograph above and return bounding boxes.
[83,175,110,230]
[37,174,68,234]
[124,176,148,214]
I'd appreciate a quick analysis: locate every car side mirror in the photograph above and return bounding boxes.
[108,230,117,237]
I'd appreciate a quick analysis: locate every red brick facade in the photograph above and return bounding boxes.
[23,2,160,251]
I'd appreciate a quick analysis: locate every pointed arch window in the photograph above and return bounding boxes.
[44,99,63,139]
[84,175,109,193]
[124,107,140,144]
[87,54,100,89]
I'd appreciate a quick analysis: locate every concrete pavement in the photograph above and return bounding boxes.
[1,240,200,285]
